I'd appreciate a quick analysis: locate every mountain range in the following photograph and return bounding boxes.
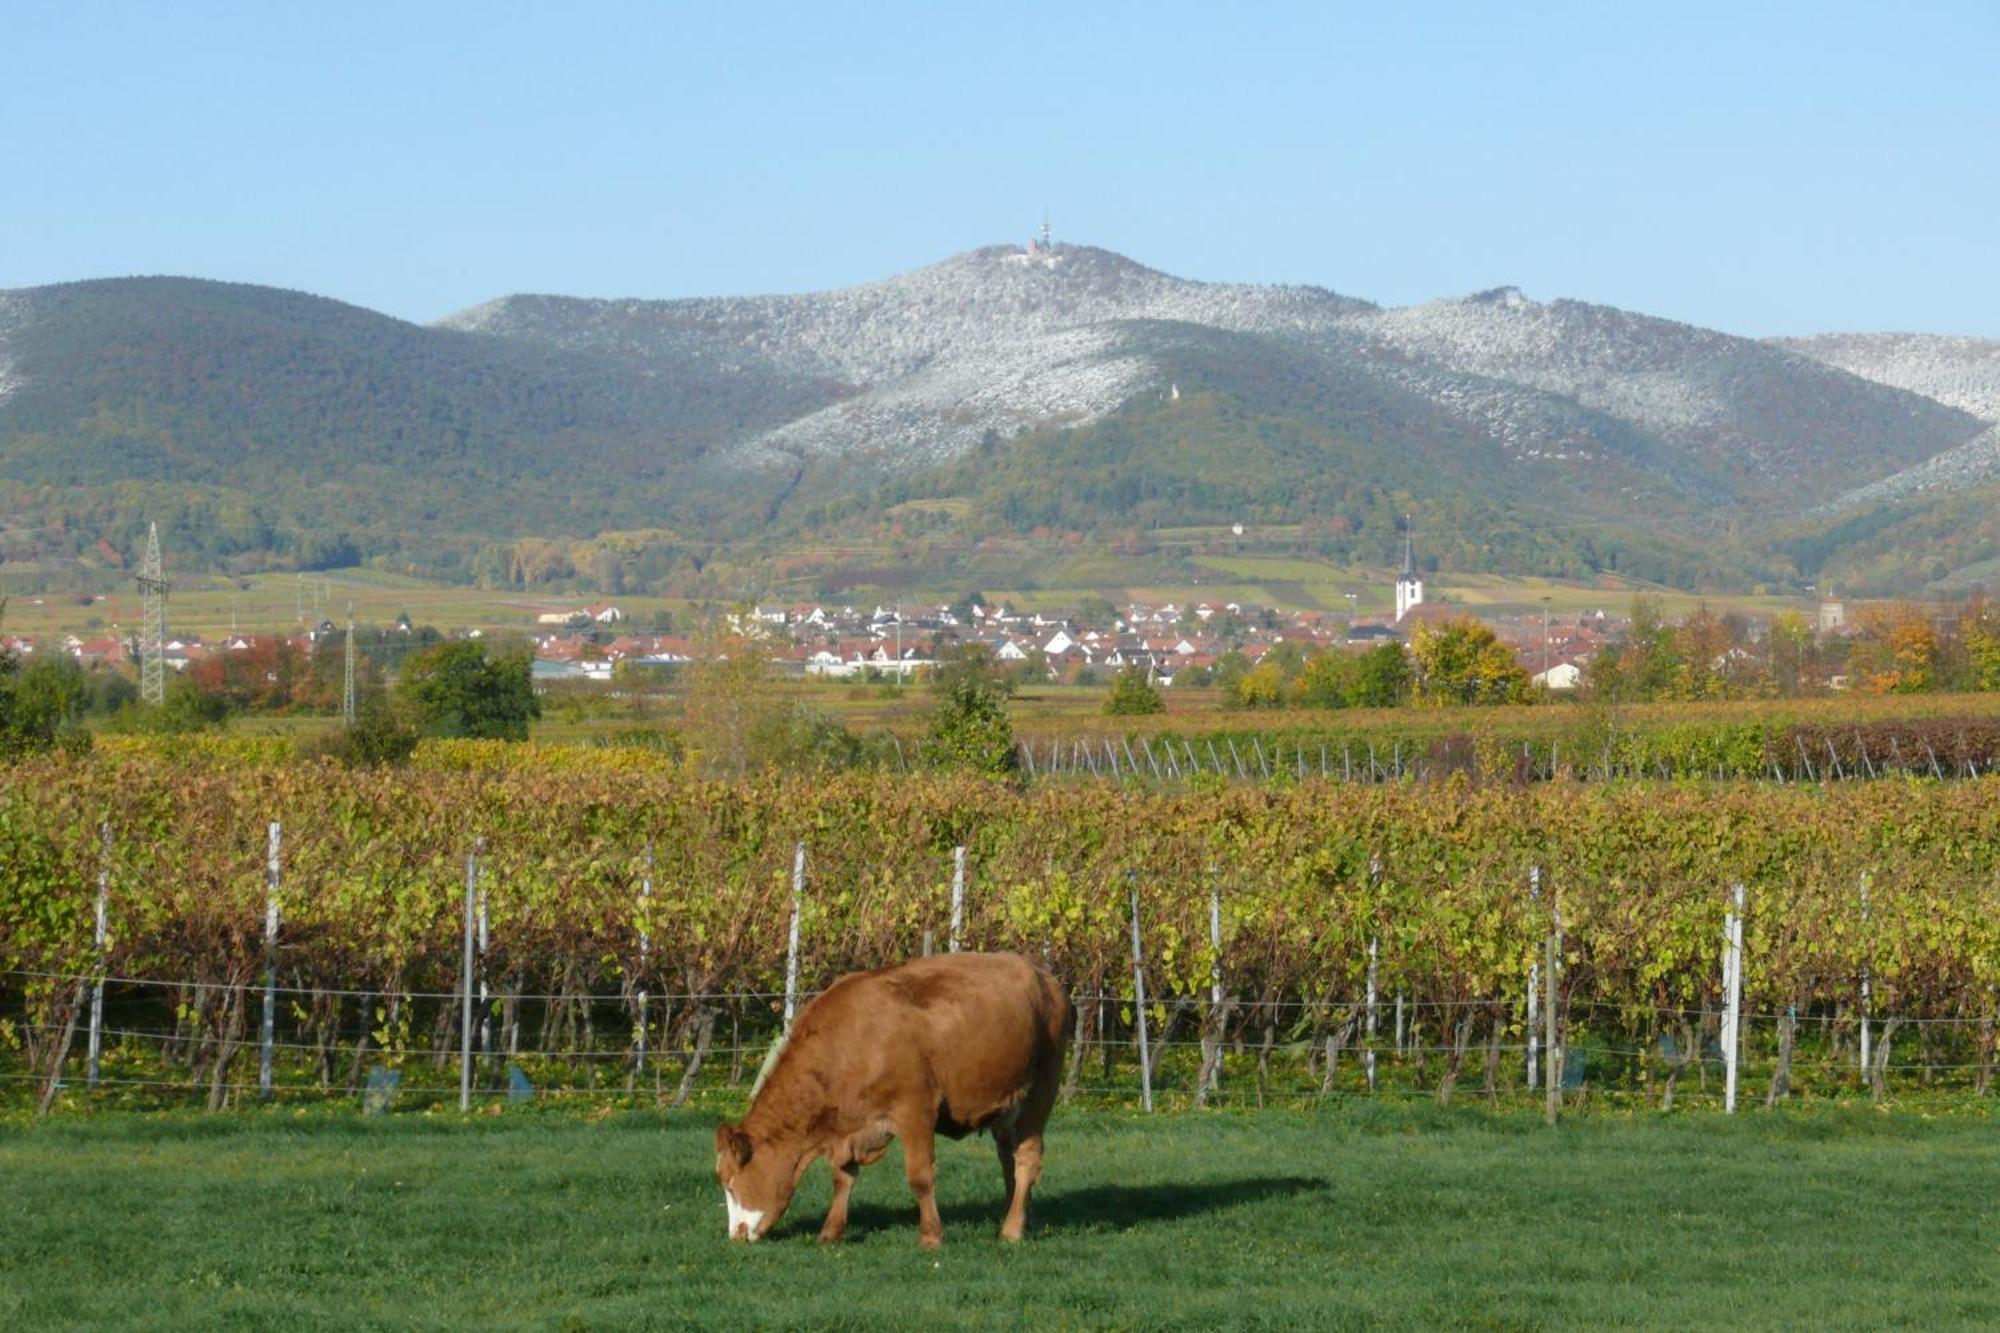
[3,243,1998,597]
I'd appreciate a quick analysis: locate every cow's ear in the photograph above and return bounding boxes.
[715,1122,753,1167]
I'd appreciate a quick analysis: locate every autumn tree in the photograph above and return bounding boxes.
[1410,616,1530,705]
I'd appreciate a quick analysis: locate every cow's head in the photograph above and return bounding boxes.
[714,1122,798,1242]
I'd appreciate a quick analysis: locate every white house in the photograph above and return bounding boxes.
[1532,661,1583,691]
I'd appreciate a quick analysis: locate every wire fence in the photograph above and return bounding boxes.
[10,966,1993,1116]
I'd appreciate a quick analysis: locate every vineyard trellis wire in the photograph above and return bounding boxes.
[3,758,1998,1112]
[1011,724,2000,785]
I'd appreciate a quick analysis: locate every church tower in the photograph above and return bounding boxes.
[1394,523,1424,621]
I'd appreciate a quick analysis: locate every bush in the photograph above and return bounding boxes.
[1104,667,1165,716]
[299,695,420,768]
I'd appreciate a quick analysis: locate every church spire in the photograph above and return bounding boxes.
[1395,517,1424,622]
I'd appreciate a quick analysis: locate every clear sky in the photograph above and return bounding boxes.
[8,2,1998,336]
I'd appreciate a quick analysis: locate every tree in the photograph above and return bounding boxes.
[1295,650,1355,709]
[1767,609,1815,696]
[1103,666,1164,716]
[1591,595,1682,703]
[1347,643,1413,708]
[920,675,1016,774]
[396,640,539,740]
[1232,660,1288,709]
[928,643,1016,700]
[1852,605,1939,694]
[1410,617,1530,706]
[1210,649,1251,703]
[0,629,93,757]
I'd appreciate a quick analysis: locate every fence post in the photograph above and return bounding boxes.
[1129,882,1153,1113]
[636,842,652,1075]
[259,821,281,1101]
[1198,877,1223,1104]
[784,842,805,1028]
[459,839,480,1112]
[1543,900,1560,1127]
[475,870,490,1066]
[1723,881,1745,1114]
[1526,864,1540,1091]
[1364,940,1380,1092]
[1858,872,1871,1077]
[87,823,111,1092]
[949,845,966,953]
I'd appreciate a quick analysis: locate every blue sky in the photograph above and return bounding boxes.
[8,2,1998,335]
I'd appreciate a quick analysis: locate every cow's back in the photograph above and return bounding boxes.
[785,952,1067,1133]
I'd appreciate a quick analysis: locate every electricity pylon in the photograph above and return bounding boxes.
[342,604,356,724]
[137,523,170,706]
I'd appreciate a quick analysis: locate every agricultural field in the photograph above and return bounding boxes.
[3,1107,1996,1329]
[0,567,683,643]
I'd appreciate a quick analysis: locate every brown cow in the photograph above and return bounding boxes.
[713,950,1070,1248]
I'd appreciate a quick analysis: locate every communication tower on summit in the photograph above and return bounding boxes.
[1041,212,1053,250]
[137,522,170,706]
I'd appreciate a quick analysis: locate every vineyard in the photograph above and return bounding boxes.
[4,745,1998,1112]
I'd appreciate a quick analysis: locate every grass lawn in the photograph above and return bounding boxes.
[3,1105,1996,1330]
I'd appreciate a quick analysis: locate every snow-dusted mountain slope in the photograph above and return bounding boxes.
[1336,291,1983,497]
[441,246,1986,507]
[1769,333,2000,424]
[442,245,1378,469]
[441,245,1371,384]
[1815,424,2000,513]
[1774,335,2000,512]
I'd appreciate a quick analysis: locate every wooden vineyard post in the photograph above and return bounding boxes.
[1526,865,1541,1091]
[259,821,281,1101]
[459,840,480,1112]
[1544,902,1560,1127]
[87,823,111,1092]
[784,842,805,1029]
[949,845,966,953]
[1723,881,1746,1114]
[1129,882,1153,1113]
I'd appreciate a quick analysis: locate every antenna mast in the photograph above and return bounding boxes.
[137,522,170,706]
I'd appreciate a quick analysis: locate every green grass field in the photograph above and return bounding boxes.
[4,1106,1995,1330]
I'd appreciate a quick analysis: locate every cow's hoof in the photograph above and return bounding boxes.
[919,1234,944,1251]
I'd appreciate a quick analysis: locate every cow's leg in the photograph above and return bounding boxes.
[819,1158,861,1243]
[1000,1067,1061,1242]
[895,1110,944,1248]
[993,1125,1017,1202]
[999,1134,1043,1242]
